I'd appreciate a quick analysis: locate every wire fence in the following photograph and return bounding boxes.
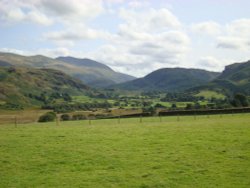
[1,107,250,127]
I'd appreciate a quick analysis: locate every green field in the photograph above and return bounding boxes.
[0,114,250,187]
[195,90,226,100]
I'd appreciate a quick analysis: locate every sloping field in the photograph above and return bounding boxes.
[0,114,250,187]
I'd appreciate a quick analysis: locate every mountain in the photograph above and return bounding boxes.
[56,56,112,69]
[0,66,89,108]
[217,60,250,82]
[193,60,250,95]
[0,52,135,88]
[113,68,220,92]
[56,56,135,87]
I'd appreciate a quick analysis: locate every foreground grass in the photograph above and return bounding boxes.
[0,114,250,187]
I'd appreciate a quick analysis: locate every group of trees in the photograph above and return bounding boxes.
[161,92,204,102]
[60,114,87,121]
[42,101,112,113]
[27,92,72,104]
[230,93,249,107]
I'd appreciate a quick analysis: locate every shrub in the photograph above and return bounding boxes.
[61,114,71,121]
[72,114,86,120]
[154,103,166,108]
[38,112,56,122]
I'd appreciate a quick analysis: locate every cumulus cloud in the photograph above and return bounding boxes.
[196,56,227,71]
[38,0,104,23]
[217,37,244,49]
[191,21,221,36]
[37,47,71,57]
[216,19,250,51]
[226,19,250,38]
[0,47,29,56]
[86,8,190,76]
[128,1,150,8]
[119,8,181,33]
[44,26,110,45]
[0,0,103,26]
[0,47,72,58]
[1,1,249,77]
[0,0,52,26]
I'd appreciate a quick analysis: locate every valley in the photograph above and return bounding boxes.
[0,52,250,121]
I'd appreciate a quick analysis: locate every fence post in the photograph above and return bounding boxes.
[177,114,180,121]
[118,116,120,124]
[56,115,60,126]
[14,116,17,128]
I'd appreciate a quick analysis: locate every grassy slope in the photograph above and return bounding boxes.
[0,114,249,187]
[192,60,250,95]
[0,67,89,106]
[114,68,220,92]
[56,57,135,87]
[195,90,226,99]
[0,53,135,88]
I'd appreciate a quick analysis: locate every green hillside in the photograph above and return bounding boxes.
[56,56,135,87]
[192,60,250,95]
[0,52,135,88]
[114,68,219,92]
[0,67,89,108]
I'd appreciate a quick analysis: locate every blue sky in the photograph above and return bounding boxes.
[0,0,250,76]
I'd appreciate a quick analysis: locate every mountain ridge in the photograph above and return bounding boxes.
[0,52,136,88]
[0,66,90,107]
[113,67,220,92]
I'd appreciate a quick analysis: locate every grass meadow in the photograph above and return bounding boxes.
[0,114,250,187]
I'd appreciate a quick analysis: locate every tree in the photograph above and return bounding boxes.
[61,114,71,121]
[154,103,166,108]
[231,93,249,107]
[38,112,56,122]
[185,103,193,110]
[171,103,177,109]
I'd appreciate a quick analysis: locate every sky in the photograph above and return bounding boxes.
[0,0,250,77]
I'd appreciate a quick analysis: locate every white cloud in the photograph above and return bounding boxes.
[0,47,71,58]
[128,1,150,8]
[226,19,250,38]
[0,0,52,26]
[216,19,250,51]
[43,25,111,46]
[119,8,181,33]
[191,21,221,36]
[1,1,249,77]
[197,56,225,71]
[217,37,244,50]
[26,10,53,26]
[38,0,104,23]
[86,8,190,76]
[0,0,103,26]
[0,47,28,56]
[37,47,71,57]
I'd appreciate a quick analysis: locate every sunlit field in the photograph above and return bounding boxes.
[1,114,250,187]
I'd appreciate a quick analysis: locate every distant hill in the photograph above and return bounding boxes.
[56,57,111,69]
[56,56,135,87]
[217,60,250,82]
[0,52,136,88]
[113,68,220,92]
[0,67,89,107]
[190,60,250,95]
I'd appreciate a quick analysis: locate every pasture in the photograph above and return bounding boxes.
[0,114,250,187]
